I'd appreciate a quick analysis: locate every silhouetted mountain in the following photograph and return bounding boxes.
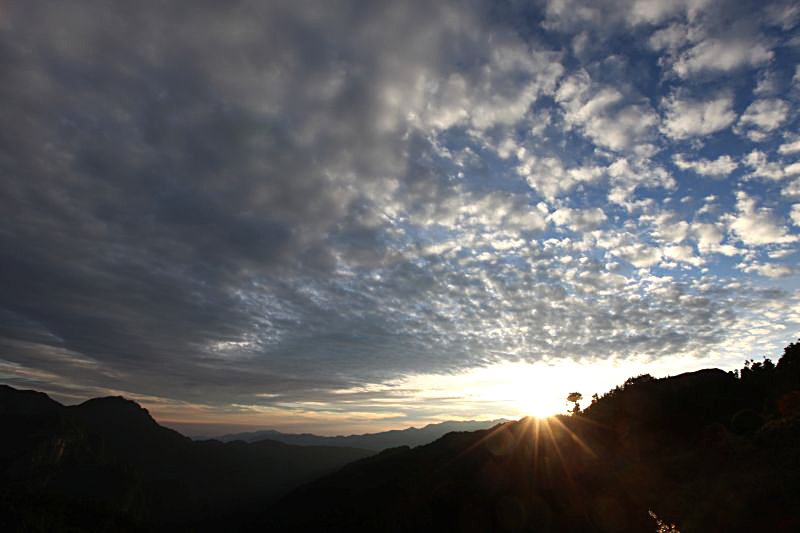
[0,385,62,416]
[259,340,800,532]
[213,419,509,451]
[0,386,372,532]
[4,340,800,532]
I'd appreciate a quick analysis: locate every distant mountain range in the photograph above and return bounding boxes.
[209,419,509,451]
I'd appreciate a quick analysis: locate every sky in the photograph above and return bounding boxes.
[1,0,800,436]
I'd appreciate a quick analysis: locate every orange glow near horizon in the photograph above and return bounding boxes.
[127,353,737,436]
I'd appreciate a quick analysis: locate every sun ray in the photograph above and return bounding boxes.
[549,416,597,458]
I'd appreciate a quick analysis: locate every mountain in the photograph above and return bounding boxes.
[258,341,800,532]
[4,339,800,532]
[0,386,372,532]
[212,419,509,451]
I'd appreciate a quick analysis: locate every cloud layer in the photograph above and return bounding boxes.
[1,0,799,430]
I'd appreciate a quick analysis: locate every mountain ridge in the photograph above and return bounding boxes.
[0,385,374,531]
[210,418,510,450]
[257,343,800,532]
[3,339,800,532]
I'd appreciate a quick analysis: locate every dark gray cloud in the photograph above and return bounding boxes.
[0,0,558,404]
[0,0,798,422]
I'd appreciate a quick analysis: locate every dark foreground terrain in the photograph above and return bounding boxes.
[0,388,371,532]
[259,340,800,532]
[2,339,800,532]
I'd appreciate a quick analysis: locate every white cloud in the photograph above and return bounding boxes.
[739,262,793,278]
[543,0,705,32]
[658,220,690,243]
[606,157,676,206]
[550,207,607,232]
[786,162,800,176]
[673,38,774,78]
[792,204,800,226]
[785,179,800,198]
[729,191,798,246]
[661,93,736,140]
[742,150,786,181]
[648,211,690,243]
[735,98,790,141]
[672,153,737,177]
[768,248,793,259]
[409,45,565,132]
[627,0,698,26]
[754,69,780,96]
[692,222,739,256]
[615,242,662,268]
[663,244,704,266]
[556,71,657,151]
[648,23,689,52]
[765,1,800,31]
[516,153,604,200]
[414,190,548,235]
[778,139,800,155]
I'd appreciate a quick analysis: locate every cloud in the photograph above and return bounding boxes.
[606,158,676,206]
[515,152,605,200]
[672,153,737,177]
[411,44,564,131]
[673,37,774,78]
[1,0,799,428]
[0,0,574,405]
[649,23,691,52]
[692,222,739,256]
[556,71,658,151]
[742,150,787,181]
[764,1,800,31]
[754,69,781,96]
[663,244,704,266]
[738,262,793,278]
[735,98,790,141]
[785,179,800,198]
[660,92,736,140]
[786,162,800,176]
[792,204,800,226]
[543,0,704,31]
[550,207,607,232]
[728,192,798,245]
[608,240,663,268]
[778,139,800,155]
[654,218,690,243]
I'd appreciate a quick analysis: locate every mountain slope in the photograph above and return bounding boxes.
[0,386,373,531]
[260,342,800,533]
[213,419,509,450]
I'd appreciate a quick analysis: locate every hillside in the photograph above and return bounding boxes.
[259,340,800,532]
[2,340,799,532]
[0,387,372,532]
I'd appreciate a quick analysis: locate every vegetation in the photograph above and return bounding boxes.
[0,389,371,532]
[566,392,582,414]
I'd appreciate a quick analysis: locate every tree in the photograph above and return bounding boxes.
[566,392,582,415]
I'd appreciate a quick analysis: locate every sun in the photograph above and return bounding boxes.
[507,382,565,418]
[465,361,570,418]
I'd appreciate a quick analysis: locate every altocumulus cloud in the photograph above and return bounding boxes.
[0,0,799,423]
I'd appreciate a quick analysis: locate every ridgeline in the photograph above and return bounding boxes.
[2,340,800,532]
